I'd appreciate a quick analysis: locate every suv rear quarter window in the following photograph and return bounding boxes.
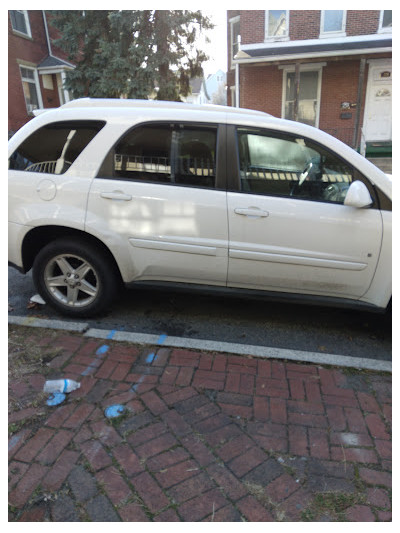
[9,120,105,174]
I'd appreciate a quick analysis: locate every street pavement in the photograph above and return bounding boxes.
[8,324,392,522]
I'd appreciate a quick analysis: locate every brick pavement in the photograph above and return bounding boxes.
[8,326,392,522]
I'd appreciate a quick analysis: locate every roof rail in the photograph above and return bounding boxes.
[60,98,269,117]
[32,108,52,116]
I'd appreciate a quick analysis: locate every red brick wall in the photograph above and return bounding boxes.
[239,66,282,116]
[289,11,321,40]
[240,11,265,45]
[8,10,65,134]
[232,59,376,147]
[230,10,384,48]
[347,11,381,35]
[290,11,382,39]
[9,10,48,62]
[319,60,363,143]
[226,9,389,145]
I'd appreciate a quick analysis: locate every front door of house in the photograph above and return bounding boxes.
[363,59,392,142]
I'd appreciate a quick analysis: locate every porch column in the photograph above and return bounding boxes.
[293,62,300,122]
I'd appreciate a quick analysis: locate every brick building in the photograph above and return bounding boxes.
[8,10,74,135]
[227,10,392,155]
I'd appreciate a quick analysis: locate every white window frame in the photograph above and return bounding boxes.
[264,10,289,42]
[320,10,346,38]
[280,63,326,128]
[378,10,392,33]
[229,16,240,70]
[19,65,43,115]
[10,10,32,38]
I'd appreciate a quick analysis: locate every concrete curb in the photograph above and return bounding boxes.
[8,315,392,373]
[8,315,89,332]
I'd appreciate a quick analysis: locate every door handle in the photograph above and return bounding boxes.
[100,191,132,201]
[234,207,269,218]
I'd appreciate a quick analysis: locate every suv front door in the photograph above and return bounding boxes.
[226,126,383,299]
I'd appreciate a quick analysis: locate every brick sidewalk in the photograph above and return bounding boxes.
[8,326,392,522]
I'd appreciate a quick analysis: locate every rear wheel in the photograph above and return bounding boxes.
[32,238,118,317]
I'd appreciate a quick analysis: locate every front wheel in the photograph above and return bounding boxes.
[32,238,118,317]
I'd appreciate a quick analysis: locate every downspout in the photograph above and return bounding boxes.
[235,63,240,107]
[235,35,241,108]
[353,58,366,152]
[42,10,53,57]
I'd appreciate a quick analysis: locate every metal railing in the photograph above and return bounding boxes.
[25,160,72,173]
[114,154,215,177]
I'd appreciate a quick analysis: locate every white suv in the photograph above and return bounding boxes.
[8,99,392,317]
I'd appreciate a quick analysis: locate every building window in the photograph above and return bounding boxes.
[20,66,42,115]
[320,10,346,37]
[281,65,325,127]
[378,10,392,33]
[265,10,289,40]
[10,10,31,38]
[230,16,240,69]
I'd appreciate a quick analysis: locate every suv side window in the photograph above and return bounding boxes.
[9,121,105,175]
[99,123,217,189]
[237,127,373,205]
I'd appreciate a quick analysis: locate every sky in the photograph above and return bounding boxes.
[199,10,228,77]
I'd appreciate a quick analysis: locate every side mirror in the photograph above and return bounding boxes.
[344,180,373,208]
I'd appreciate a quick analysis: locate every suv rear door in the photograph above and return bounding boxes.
[86,121,229,285]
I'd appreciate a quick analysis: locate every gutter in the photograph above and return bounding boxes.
[233,47,392,65]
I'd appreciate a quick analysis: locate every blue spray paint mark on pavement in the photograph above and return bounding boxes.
[107,330,117,340]
[146,352,156,364]
[81,344,110,375]
[9,435,21,451]
[131,333,168,389]
[143,334,167,364]
[131,375,145,392]
[96,345,109,355]
[81,365,96,376]
[158,334,167,345]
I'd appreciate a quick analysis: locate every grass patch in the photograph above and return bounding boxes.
[301,492,366,522]
[8,326,68,434]
[107,409,131,428]
[8,326,64,382]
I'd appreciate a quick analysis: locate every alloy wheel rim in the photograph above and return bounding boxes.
[43,253,99,308]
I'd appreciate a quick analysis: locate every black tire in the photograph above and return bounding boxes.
[32,238,118,317]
